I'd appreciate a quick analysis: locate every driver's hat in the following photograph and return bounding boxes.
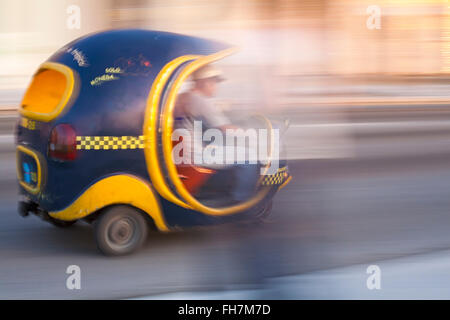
[192,65,225,82]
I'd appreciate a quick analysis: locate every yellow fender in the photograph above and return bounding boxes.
[49,174,168,231]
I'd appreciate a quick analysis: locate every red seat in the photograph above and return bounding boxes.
[172,135,216,195]
[173,93,216,194]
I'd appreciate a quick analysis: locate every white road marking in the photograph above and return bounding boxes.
[0,134,14,144]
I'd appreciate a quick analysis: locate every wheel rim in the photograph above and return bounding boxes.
[105,216,139,250]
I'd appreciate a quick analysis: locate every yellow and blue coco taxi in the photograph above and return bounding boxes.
[16,29,291,255]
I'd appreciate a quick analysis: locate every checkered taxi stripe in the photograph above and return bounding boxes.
[76,136,145,150]
[261,166,288,186]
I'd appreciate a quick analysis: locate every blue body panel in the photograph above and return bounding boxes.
[16,29,279,229]
[16,29,249,228]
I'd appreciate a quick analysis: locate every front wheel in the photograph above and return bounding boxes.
[94,206,148,256]
[253,199,273,224]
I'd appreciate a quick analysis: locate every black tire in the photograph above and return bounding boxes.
[254,199,273,224]
[48,217,77,228]
[94,205,148,256]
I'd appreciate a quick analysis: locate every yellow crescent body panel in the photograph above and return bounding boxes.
[160,48,276,215]
[143,55,200,209]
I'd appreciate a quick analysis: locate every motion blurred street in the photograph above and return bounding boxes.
[1,0,450,299]
[2,101,450,299]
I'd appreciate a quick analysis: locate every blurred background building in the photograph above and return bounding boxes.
[0,0,449,109]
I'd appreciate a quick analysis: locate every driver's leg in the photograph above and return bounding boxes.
[231,164,259,202]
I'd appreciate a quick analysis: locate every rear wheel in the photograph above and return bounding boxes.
[94,206,148,256]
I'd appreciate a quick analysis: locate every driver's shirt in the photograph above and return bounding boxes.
[176,91,230,167]
[185,91,229,129]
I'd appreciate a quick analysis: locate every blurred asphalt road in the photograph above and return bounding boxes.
[1,106,450,299]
